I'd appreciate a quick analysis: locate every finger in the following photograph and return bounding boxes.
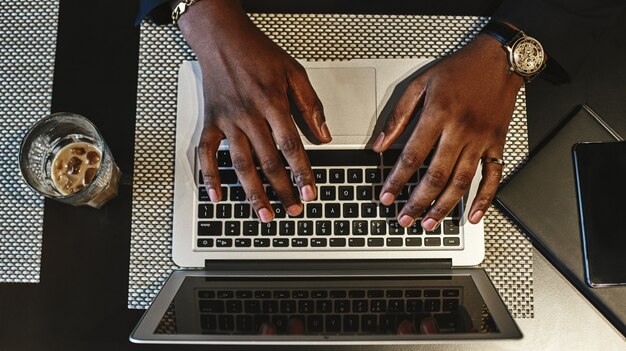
[421,146,481,231]
[378,111,441,206]
[468,148,504,224]
[259,322,277,335]
[396,320,416,335]
[244,118,304,215]
[266,105,317,202]
[227,128,274,223]
[287,318,305,335]
[287,62,332,144]
[372,75,427,153]
[397,131,463,227]
[198,124,225,202]
[419,316,440,334]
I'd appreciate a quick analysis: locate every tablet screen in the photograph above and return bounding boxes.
[574,141,626,287]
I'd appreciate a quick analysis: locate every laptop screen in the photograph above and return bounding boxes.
[151,274,503,339]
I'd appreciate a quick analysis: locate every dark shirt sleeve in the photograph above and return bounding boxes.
[494,0,626,80]
[136,0,171,26]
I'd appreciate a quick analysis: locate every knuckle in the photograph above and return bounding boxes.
[231,154,253,173]
[292,168,314,186]
[423,168,448,189]
[202,173,218,185]
[486,168,503,180]
[403,201,425,215]
[247,191,267,208]
[451,172,473,191]
[474,196,493,210]
[279,135,303,155]
[428,206,449,219]
[399,152,420,169]
[384,176,404,192]
[260,157,284,177]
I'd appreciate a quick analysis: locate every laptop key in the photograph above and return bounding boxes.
[280,300,296,313]
[292,238,308,247]
[226,300,243,313]
[235,238,251,247]
[216,204,232,218]
[297,221,314,236]
[306,204,322,218]
[356,185,373,200]
[406,299,423,312]
[200,314,217,330]
[230,186,246,201]
[405,290,422,298]
[236,290,252,298]
[307,315,323,332]
[198,221,222,236]
[316,300,332,313]
[361,315,377,332]
[216,238,232,247]
[218,315,234,330]
[444,237,460,246]
[334,220,350,235]
[199,187,210,201]
[292,291,309,299]
[272,315,288,332]
[272,204,286,218]
[388,299,405,312]
[364,168,381,183]
[352,220,368,235]
[348,238,365,247]
[338,186,354,200]
[299,300,315,313]
[314,169,327,183]
[347,169,363,183]
[443,219,460,234]
[424,299,441,312]
[325,203,341,218]
[236,315,254,332]
[405,237,422,247]
[234,203,250,218]
[262,300,279,313]
[312,290,328,298]
[388,220,405,234]
[370,299,386,312]
[198,204,214,218]
[254,238,270,247]
[343,203,359,218]
[243,221,259,236]
[407,221,423,235]
[279,221,295,236]
[443,299,460,312]
[330,290,347,298]
[367,238,384,246]
[386,237,403,247]
[219,169,238,184]
[424,237,441,246]
[379,204,396,218]
[200,300,225,313]
[311,238,327,247]
[361,203,377,217]
[329,169,345,183]
[370,220,386,235]
[326,315,341,332]
[367,290,384,298]
[260,222,277,236]
[224,221,240,236]
[244,300,261,313]
[272,238,289,247]
[315,221,332,235]
[217,150,231,167]
[443,289,460,297]
[319,186,336,200]
[197,239,214,247]
[349,290,366,298]
[380,314,396,333]
[343,314,359,332]
[330,238,346,247]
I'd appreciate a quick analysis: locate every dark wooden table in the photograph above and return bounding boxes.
[1,1,624,350]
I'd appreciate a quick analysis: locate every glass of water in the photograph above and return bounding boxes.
[19,112,121,208]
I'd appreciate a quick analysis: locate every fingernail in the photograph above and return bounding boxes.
[470,210,484,223]
[300,185,316,202]
[259,323,276,335]
[399,214,414,227]
[420,317,439,334]
[258,208,273,223]
[208,188,219,202]
[320,122,332,141]
[396,320,416,335]
[422,218,438,231]
[286,203,303,216]
[372,132,385,150]
[380,192,394,205]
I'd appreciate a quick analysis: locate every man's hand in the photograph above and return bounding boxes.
[178,0,331,222]
[373,34,523,230]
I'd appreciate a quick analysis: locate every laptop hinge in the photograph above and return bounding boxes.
[204,259,452,272]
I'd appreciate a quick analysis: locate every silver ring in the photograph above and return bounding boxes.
[481,156,505,166]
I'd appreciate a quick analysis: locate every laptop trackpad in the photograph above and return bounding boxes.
[302,67,377,145]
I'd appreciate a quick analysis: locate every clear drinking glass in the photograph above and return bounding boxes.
[19,112,121,208]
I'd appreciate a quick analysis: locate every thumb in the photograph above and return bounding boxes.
[287,63,332,145]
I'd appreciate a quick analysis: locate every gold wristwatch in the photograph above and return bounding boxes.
[481,20,546,82]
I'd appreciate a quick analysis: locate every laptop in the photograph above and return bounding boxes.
[130,59,522,344]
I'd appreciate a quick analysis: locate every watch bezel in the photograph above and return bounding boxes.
[507,35,546,78]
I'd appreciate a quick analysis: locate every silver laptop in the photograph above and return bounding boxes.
[130,59,521,344]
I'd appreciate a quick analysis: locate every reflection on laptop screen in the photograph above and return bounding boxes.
[154,275,498,338]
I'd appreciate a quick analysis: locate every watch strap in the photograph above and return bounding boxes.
[480,20,522,47]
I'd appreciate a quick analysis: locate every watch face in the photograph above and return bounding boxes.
[510,36,545,76]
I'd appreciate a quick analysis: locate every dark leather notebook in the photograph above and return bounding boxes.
[495,105,626,337]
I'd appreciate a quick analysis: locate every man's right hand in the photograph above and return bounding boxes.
[177,0,332,222]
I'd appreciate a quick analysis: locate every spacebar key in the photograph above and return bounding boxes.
[307,150,380,166]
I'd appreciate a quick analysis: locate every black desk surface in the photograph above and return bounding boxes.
[1,1,625,350]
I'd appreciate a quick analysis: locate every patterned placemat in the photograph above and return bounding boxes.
[0,1,59,283]
[130,14,533,318]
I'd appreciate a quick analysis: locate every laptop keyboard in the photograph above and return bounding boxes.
[196,149,463,250]
[196,286,462,334]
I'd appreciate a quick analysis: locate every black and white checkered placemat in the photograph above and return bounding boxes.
[130,14,533,318]
[0,1,59,283]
